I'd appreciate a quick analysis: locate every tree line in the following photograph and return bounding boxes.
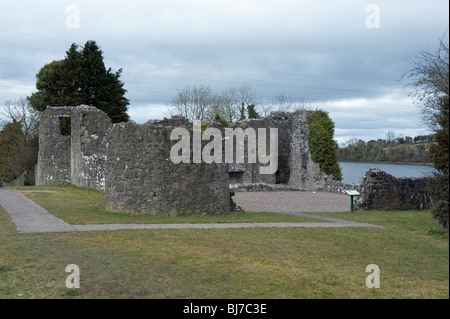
[337,132,434,164]
[167,84,313,126]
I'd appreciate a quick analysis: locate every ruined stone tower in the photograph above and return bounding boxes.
[104,118,230,216]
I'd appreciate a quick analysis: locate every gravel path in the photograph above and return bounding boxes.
[233,191,351,213]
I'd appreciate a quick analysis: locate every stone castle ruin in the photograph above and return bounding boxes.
[35,105,111,190]
[228,111,329,190]
[35,105,333,216]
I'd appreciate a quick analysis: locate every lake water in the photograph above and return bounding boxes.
[339,162,436,184]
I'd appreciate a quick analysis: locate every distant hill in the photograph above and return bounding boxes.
[337,135,433,164]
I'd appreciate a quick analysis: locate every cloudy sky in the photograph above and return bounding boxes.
[0,0,448,144]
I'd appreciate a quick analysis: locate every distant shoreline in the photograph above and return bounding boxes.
[338,160,434,167]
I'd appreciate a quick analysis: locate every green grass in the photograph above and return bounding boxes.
[16,185,319,224]
[1,185,448,299]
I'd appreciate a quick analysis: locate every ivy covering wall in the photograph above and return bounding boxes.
[307,110,342,181]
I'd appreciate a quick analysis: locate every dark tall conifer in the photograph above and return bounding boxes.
[28,40,129,123]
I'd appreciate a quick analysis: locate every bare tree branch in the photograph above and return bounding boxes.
[403,36,449,131]
[1,97,40,141]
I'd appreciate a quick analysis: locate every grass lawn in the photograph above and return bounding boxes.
[0,185,448,299]
[17,185,319,224]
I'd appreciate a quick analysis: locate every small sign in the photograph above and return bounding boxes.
[344,189,360,196]
[343,189,360,212]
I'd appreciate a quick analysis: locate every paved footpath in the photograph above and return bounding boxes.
[0,189,76,233]
[0,188,383,234]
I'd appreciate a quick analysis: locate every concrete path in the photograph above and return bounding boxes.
[0,188,383,234]
[0,189,76,233]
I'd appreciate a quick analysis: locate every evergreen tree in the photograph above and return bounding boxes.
[247,104,260,119]
[28,41,129,123]
[214,113,229,127]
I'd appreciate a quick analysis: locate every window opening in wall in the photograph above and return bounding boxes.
[59,116,71,136]
[301,153,309,168]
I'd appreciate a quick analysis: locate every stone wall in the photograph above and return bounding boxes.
[36,105,112,191]
[325,180,361,194]
[355,168,432,210]
[104,118,230,216]
[230,182,301,192]
[71,105,112,191]
[229,110,332,190]
[287,110,332,190]
[35,107,72,185]
[229,163,252,184]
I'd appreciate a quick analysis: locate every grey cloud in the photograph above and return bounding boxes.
[0,0,448,142]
